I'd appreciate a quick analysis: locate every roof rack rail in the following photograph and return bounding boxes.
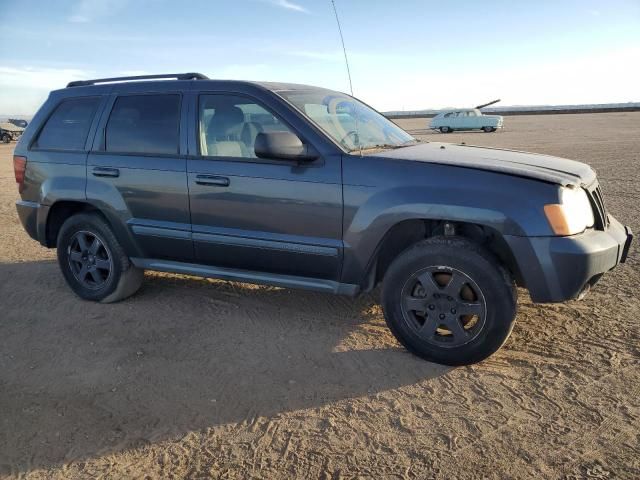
[66,72,209,88]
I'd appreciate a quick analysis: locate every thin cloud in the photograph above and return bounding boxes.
[68,0,127,23]
[284,50,342,61]
[0,66,92,89]
[0,66,95,115]
[264,0,309,14]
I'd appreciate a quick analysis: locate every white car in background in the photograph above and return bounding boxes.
[430,108,504,133]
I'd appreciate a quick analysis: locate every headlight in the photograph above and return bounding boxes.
[544,186,594,235]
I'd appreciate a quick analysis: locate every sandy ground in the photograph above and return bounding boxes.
[0,112,638,479]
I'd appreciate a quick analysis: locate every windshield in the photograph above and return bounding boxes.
[276,89,417,152]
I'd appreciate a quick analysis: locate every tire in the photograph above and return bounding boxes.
[482,126,495,133]
[381,236,517,366]
[439,126,451,133]
[1,134,10,143]
[56,213,144,303]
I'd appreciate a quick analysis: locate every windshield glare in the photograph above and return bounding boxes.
[277,90,416,152]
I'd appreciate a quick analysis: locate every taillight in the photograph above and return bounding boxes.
[13,155,27,193]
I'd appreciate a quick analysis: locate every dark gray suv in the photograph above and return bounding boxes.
[14,73,633,365]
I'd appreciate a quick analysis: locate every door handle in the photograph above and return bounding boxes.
[92,167,120,178]
[195,175,230,187]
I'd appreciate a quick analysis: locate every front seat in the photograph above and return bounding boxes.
[206,105,247,157]
[241,121,263,157]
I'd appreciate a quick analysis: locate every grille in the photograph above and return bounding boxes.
[586,183,609,230]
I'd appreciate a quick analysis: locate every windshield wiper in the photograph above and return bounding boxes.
[357,144,404,151]
[346,140,419,153]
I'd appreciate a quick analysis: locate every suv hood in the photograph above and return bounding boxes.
[379,142,595,186]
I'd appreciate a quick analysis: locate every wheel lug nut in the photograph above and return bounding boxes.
[451,309,457,314]
[439,314,445,320]
[428,305,435,310]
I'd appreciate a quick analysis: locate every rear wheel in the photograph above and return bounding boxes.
[439,126,452,133]
[57,213,143,303]
[1,134,10,143]
[381,236,516,365]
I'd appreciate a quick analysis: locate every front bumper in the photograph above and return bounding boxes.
[505,215,633,302]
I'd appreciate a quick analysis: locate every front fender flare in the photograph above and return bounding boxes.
[341,183,546,285]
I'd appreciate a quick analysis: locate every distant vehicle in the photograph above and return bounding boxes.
[13,73,633,366]
[8,118,28,129]
[430,109,504,133]
[430,99,504,133]
[0,122,24,143]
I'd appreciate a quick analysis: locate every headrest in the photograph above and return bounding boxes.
[212,105,245,134]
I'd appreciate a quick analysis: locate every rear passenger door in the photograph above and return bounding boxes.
[446,112,459,129]
[187,92,343,281]
[87,92,192,262]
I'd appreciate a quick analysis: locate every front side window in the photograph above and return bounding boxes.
[199,94,294,158]
[105,94,180,155]
[277,89,416,152]
[34,97,100,150]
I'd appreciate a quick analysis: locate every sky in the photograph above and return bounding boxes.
[1,0,639,115]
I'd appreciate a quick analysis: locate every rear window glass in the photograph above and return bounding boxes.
[34,97,100,150]
[105,94,180,155]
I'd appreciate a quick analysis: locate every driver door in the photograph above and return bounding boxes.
[187,93,343,281]
[467,110,481,129]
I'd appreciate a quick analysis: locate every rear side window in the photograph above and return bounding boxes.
[105,94,180,155]
[34,97,100,150]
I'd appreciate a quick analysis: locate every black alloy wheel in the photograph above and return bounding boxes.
[67,230,113,290]
[57,213,144,303]
[400,266,486,348]
[381,236,517,365]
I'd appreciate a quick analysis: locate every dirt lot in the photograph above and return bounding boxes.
[0,113,638,479]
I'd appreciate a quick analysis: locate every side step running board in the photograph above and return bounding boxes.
[130,258,360,296]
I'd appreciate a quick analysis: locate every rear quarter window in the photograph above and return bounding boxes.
[34,97,100,151]
[105,94,180,155]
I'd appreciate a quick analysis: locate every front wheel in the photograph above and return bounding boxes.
[482,126,495,133]
[381,236,516,366]
[57,213,144,303]
[1,134,10,143]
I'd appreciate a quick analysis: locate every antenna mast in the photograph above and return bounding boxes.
[330,0,354,96]
[330,0,362,155]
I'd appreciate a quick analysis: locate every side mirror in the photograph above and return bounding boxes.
[254,131,318,162]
